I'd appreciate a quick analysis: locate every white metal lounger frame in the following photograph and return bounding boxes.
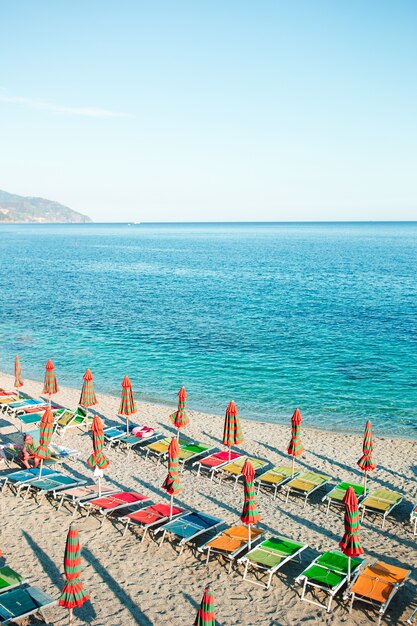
[322,484,365,514]
[239,540,308,589]
[283,476,331,508]
[359,493,403,529]
[192,454,241,480]
[411,503,417,536]
[20,477,87,504]
[296,555,364,613]
[55,487,119,515]
[344,566,411,625]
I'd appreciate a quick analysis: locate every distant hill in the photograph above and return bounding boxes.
[0,190,92,223]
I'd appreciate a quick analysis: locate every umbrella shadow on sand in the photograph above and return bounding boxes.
[182,591,225,626]
[22,530,97,624]
[81,547,154,626]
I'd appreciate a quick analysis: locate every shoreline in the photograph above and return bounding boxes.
[1,371,416,625]
[1,369,416,443]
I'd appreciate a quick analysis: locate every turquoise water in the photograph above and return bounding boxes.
[0,222,416,438]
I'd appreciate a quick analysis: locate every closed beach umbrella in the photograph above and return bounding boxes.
[59,523,90,626]
[118,375,137,434]
[357,420,376,493]
[222,400,243,460]
[161,436,181,519]
[287,408,304,477]
[14,355,23,397]
[170,386,189,440]
[87,415,109,496]
[194,586,215,626]
[240,459,261,549]
[79,369,97,430]
[35,406,54,477]
[339,486,364,581]
[43,359,58,405]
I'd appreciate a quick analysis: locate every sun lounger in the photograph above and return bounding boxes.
[239,536,308,589]
[0,394,18,405]
[0,567,25,593]
[20,474,87,503]
[282,471,331,507]
[121,503,187,541]
[322,481,365,513]
[192,450,243,480]
[155,512,223,555]
[359,488,403,529]
[410,503,417,536]
[0,584,57,624]
[255,466,297,499]
[217,456,269,489]
[296,550,364,612]
[55,484,119,515]
[199,525,265,573]
[104,425,156,449]
[113,430,159,456]
[54,406,90,436]
[3,399,44,416]
[82,491,150,527]
[344,560,411,625]
[143,436,171,461]
[0,467,61,493]
[178,442,214,469]
[16,408,64,432]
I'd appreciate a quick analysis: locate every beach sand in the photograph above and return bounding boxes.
[1,372,416,626]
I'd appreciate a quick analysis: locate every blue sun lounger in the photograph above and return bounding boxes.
[20,474,87,503]
[154,512,223,555]
[0,584,57,624]
[0,468,61,494]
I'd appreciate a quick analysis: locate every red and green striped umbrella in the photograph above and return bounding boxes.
[170,386,189,439]
[79,369,97,407]
[35,406,55,477]
[339,486,364,580]
[222,400,243,459]
[287,408,304,476]
[118,375,137,433]
[357,420,376,492]
[194,586,215,626]
[14,355,23,392]
[241,459,261,549]
[59,524,89,625]
[162,436,181,519]
[43,359,58,404]
[35,407,54,460]
[87,415,109,470]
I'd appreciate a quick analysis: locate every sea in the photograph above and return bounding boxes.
[0,222,416,438]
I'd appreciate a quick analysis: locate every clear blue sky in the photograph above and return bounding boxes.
[1,1,416,221]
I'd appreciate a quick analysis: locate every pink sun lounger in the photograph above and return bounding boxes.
[193,450,243,480]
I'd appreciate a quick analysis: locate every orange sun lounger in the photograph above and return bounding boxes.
[199,525,264,572]
[345,560,411,625]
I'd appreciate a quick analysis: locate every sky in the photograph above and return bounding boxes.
[1,1,416,222]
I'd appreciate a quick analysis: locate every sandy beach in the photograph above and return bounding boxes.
[1,371,416,626]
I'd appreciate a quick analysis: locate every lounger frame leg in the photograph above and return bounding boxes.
[205,547,211,567]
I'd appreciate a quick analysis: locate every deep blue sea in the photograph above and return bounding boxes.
[1,222,416,438]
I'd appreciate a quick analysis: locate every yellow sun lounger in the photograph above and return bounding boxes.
[344,560,411,625]
[217,456,269,489]
[359,488,403,529]
[143,437,171,462]
[282,471,331,508]
[199,525,264,573]
[255,466,297,499]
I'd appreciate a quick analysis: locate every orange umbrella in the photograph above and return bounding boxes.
[161,437,182,519]
[14,355,23,397]
[87,415,109,496]
[357,421,376,493]
[118,375,137,433]
[240,459,261,549]
[170,386,189,440]
[35,407,54,478]
[79,369,97,430]
[222,400,243,460]
[339,486,364,580]
[43,359,58,406]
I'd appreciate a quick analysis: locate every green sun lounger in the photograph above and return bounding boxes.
[0,585,57,624]
[322,481,365,513]
[296,550,364,612]
[0,568,25,593]
[359,488,403,529]
[239,536,308,589]
[255,466,298,499]
[54,406,90,436]
[282,471,331,507]
[178,442,214,469]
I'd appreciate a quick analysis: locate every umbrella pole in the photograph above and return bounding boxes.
[126,416,129,435]
[177,428,180,442]
[85,407,89,432]
[169,494,174,520]
[39,459,43,479]
[348,556,351,582]
[363,471,367,494]
[291,456,295,478]
[48,394,51,407]
[228,446,231,461]
[248,524,252,550]
[69,607,73,626]
[98,474,102,497]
